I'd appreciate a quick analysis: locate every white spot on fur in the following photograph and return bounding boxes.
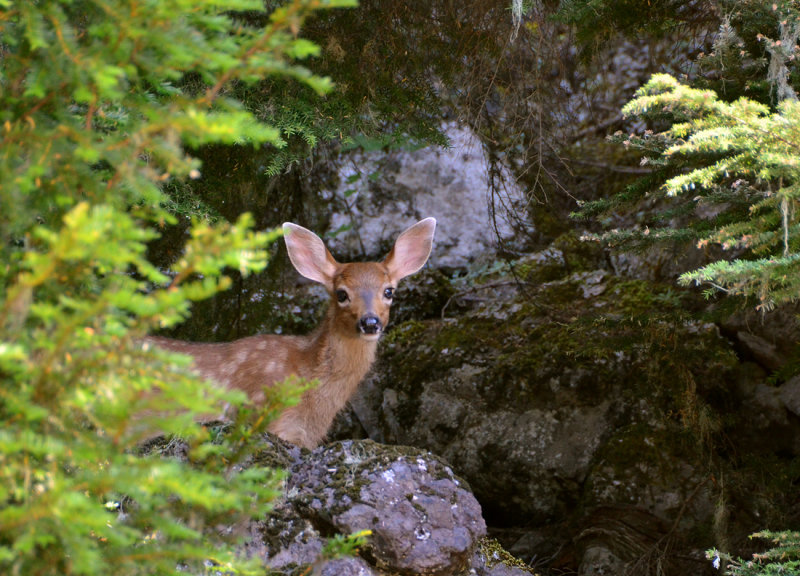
[220,362,238,377]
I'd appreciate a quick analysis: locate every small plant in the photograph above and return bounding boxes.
[321,530,373,559]
[707,530,800,575]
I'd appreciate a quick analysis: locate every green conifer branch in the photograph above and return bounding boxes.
[591,72,800,308]
[0,1,349,573]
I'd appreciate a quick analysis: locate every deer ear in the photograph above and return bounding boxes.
[283,223,338,288]
[384,217,436,281]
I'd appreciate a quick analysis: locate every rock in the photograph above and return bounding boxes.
[322,122,526,269]
[608,244,715,282]
[736,331,784,371]
[731,376,800,457]
[346,267,783,571]
[719,302,800,372]
[248,439,490,576]
[779,375,800,418]
[353,272,738,527]
[248,501,325,571]
[578,545,627,576]
[569,506,706,576]
[288,440,486,576]
[319,556,379,576]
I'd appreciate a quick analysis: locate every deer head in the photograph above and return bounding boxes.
[283,218,437,340]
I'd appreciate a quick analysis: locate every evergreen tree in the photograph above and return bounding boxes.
[585,73,800,309]
[574,2,800,310]
[557,2,800,573]
[0,0,351,573]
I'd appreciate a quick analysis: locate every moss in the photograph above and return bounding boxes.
[381,266,740,434]
[377,257,740,466]
[593,424,683,474]
[479,537,538,574]
[431,317,506,356]
[249,433,304,471]
[532,205,571,241]
[552,229,606,272]
[472,278,689,406]
[725,452,800,527]
[514,250,566,284]
[390,268,456,325]
[383,319,428,346]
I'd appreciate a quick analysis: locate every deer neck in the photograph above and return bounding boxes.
[308,306,378,399]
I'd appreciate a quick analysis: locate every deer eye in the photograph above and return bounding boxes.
[383,287,394,300]
[335,289,349,303]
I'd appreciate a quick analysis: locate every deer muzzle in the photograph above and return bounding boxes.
[358,314,383,336]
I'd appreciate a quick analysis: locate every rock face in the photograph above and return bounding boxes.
[353,266,729,521]
[248,439,523,576]
[336,248,800,575]
[323,122,525,269]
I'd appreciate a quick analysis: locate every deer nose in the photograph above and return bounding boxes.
[358,315,382,335]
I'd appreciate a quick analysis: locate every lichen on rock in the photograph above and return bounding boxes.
[288,440,486,575]
[247,438,490,576]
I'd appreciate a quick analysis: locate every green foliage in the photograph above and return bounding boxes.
[321,529,372,559]
[604,74,800,308]
[154,1,519,216]
[555,0,717,60]
[569,2,800,310]
[708,530,800,575]
[0,0,349,574]
[194,0,460,182]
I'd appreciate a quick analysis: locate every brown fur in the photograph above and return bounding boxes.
[147,219,436,449]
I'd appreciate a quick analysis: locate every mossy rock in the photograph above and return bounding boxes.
[356,269,740,526]
[388,267,456,325]
[477,538,539,575]
[551,230,606,273]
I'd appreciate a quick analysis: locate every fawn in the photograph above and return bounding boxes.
[148,218,436,448]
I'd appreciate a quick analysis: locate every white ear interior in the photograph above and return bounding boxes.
[283,223,338,287]
[384,217,437,281]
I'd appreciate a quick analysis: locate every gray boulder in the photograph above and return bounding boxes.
[289,440,486,575]
[251,439,498,576]
[323,122,525,269]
